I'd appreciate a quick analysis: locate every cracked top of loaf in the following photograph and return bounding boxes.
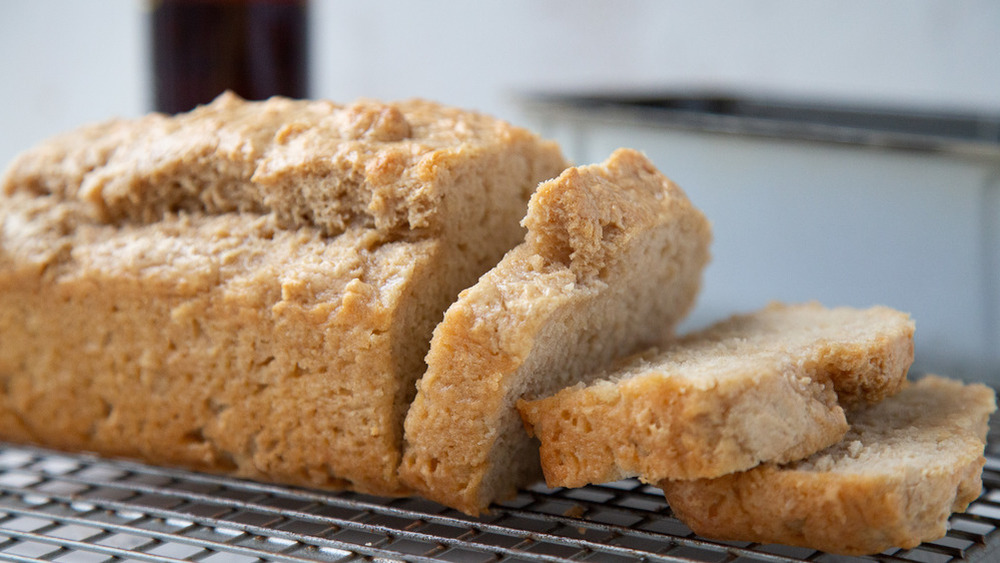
[2,91,552,239]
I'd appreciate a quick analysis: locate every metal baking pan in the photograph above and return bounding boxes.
[0,416,997,563]
[520,90,1000,158]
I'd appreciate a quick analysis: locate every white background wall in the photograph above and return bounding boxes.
[2,1,999,379]
[310,1,1000,118]
[0,1,147,168]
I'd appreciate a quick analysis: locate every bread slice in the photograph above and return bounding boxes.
[399,148,712,514]
[0,92,568,496]
[517,302,915,487]
[661,375,996,556]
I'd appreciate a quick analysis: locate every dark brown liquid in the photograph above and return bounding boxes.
[152,0,309,114]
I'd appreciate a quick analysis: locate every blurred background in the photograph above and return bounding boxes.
[1,0,998,383]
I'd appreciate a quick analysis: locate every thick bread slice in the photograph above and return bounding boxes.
[0,93,568,496]
[661,375,996,556]
[518,302,915,487]
[399,148,712,514]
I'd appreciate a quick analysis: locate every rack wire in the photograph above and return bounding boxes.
[0,431,998,563]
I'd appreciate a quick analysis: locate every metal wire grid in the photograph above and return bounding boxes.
[0,439,998,563]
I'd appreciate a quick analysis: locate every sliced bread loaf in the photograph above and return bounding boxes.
[0,92,568,496]
[399,148,712,514]
[661,375,996,555]
[517,302,915,487]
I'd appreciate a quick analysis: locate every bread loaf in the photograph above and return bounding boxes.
[0,92,568,496]
[517,302,915,487]
[399,148,712,514]
[661,375,996,555]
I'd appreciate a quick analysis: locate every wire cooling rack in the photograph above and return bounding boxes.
[0,433,998,563]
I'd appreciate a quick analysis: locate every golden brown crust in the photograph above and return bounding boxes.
[2,92,561,241]
[522,147,698,279]
[399,149,712,514]
[0,94,568,497]
[661,375,996,556]
[517,303,915,487]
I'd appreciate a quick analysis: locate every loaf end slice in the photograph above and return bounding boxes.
[517,302,915,486]
[399,148,712,514]
[661,375,996,556]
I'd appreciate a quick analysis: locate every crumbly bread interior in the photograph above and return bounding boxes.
[517,302,915,486]
[662,375,996,555]
[400,148,712,514]
[0,93,568,496]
